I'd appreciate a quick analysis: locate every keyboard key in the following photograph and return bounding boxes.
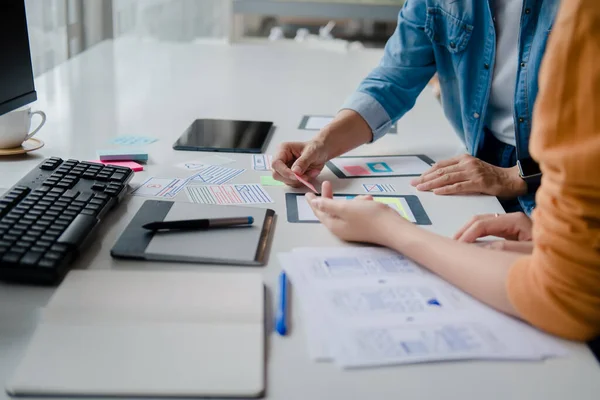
[50,188,65,195]
[62,190,80,199]
[63,210,78,217]
[2,252,21,263]
[12,246,27,255]
[91,183,106,191]
[21,235,37,242]
[19,218,33,226]
[93,193,109,201]
[71,200,86,208]
[55,201,69,208]
[2,235,18,242]
[84,204,101,213]
[53,220,70,229]
[45,210,60,218]
[44,251,63,260]
[109,172,126,182]
[40,234,56,242]
[3,217,17,225]
[38,258,59,269]
[95,174,110,182]
[46,229,62,237]
[40,162,58,171]
[104,189,119,197]
[82,172,96,179]
[20,251,44,266]
[38,200,52,207]
[81,161,103,168]
[36,240,52,248]
[80,209,96,216]
[56,182,71,189]
[76,193,93,203]
[89,198,105,206]
[50,243,69,253]
[31,245,46,253]
[41,215,55,222]
[33,205,47,212]
[57,214,97,248]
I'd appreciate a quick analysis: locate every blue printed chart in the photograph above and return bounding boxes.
[327,155,434,178]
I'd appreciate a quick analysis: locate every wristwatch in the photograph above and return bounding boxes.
[517,158,542,193]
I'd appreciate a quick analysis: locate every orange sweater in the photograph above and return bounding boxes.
[507,0,600,341]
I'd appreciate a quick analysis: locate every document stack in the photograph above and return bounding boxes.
[279,247,568,368]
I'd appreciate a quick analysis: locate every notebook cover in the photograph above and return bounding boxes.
[110,200,275,266]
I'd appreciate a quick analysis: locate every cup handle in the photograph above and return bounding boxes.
[25,110,47,141]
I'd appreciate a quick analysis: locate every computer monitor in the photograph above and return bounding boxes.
[0,0,37,117]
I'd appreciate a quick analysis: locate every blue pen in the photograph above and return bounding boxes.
[275,271,288,336]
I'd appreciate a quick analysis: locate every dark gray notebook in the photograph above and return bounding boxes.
[111,200,275,266]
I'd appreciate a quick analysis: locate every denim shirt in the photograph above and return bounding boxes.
[341,0,558,214]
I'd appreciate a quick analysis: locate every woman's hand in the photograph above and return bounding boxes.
[306,181,406,245]
[454,212,533,242]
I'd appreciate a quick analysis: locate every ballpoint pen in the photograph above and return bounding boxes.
[275,271,288,336]
[142,216,254,231]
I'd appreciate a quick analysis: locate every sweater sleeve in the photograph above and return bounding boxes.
[506,0,600,341]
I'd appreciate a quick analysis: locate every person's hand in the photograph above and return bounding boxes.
[410,154,527,198]
[305,181,405,244]
[271,140,329,187]
[454,212,533,242]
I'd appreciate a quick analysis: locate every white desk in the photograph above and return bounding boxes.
[0,39,598,400]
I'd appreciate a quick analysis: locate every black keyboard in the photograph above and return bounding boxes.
[0,157,133,284]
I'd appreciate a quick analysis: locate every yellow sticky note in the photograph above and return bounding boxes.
[374,197,409,220]
[261,176,285,186]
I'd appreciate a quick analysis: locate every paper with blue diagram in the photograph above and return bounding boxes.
[279,247,568,368]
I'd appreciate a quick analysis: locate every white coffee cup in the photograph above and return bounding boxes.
[0,106,46,149]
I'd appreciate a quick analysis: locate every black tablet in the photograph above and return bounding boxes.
[173,119,273,153]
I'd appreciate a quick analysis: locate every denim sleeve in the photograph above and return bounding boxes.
[341,0,436,141]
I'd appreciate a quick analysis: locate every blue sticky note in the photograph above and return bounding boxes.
[110,136,157,146]
[366,162,393,173]
[97,149,148,162]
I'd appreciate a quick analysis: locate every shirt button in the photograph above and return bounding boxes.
[474,113,481,119]
[521,62,526,67]
[449,41,456,49]
[519,117,525,123]
[525,8,531,14]
[484,63,490,69]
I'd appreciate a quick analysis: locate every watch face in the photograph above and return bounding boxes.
[519,158,541,178]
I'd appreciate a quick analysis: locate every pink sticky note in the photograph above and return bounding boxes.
[294,173,318,193]
[343,165,371,176]
[90,160,144,172]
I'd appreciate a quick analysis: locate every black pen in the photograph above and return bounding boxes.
[142,217,254,232]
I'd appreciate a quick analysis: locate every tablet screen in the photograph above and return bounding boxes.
[173,119,273,153]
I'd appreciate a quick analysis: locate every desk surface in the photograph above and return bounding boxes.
[0,38,598,400]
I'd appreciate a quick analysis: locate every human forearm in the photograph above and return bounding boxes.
[379,219,522,315]
[313,109,373,160]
